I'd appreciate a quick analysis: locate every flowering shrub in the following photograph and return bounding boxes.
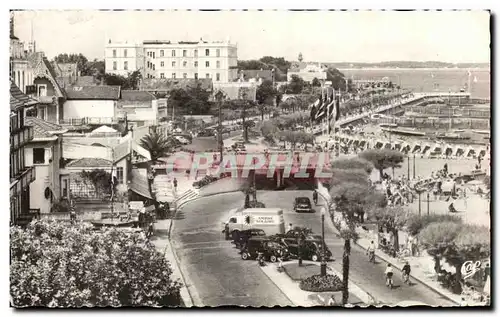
[299,274,343,292]
[10,219,181,307]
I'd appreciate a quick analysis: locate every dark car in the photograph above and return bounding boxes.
[241,237,289,262]
[284,239,333,262]
[232,228,266,249]
[293,197,313,213]
[284,227,314,239]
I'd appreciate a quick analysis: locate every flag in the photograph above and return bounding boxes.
[111,166,117,184]
[326,88,336,120]
[314,88,329,122]
[310,94,322,121]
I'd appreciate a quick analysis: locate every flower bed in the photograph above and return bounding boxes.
[192,175,219,189]
[299,274,343,292]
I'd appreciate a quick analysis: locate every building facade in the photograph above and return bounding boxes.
[24,117,67,214]
[105,39,238,83]
[62,86,121,124]
[287,63,327,83]
[10,82,37,225]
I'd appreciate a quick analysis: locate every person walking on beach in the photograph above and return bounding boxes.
[173,178,178,194]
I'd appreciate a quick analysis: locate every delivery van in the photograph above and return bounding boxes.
[223,208,285,238]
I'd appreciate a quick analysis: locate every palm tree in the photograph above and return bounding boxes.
[140,129,173,215]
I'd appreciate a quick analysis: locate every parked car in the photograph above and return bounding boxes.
[240,237,289,262]
[293,197,313,213]
[232,228,266,249]
[174,135,190,145]
[282,238,333,262]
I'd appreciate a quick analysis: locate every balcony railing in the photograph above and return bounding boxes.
[10,126,34,151]
[60,117,121,126]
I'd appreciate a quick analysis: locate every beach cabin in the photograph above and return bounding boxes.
[401,143,411,154]
[453,146,465,158]
[466,147,476,159]
[375,141,384,149]
[411,144,421,154]
[421,144,432,156]
[393,142,402,151]
[428,144,443,158]
[478,148,487,158]
[444,145,454,157]
[359,140,367,150]
[383,142,392,150]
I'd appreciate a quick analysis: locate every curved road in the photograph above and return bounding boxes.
[171,190,455,307]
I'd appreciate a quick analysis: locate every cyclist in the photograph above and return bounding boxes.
[366,240,376,263]
[402,261,411,284]
[385,263,394,289]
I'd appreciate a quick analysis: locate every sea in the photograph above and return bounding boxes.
[339,68,490,100]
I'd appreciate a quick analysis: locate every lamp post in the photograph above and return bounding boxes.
[215,90,225,162]
[320,207,327,276]
[407,154,410,179]
[413,153,416,179]
[427,192,430,215]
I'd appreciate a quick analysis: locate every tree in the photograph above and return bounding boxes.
[359,149,404,180]
[256,79,277,106]
[227,87,256,143]
[406,214,462,236]
[140,130,173,215]
[311,77,321,87]
[260,120,278,144]
[168,84,211,115]
[326,67,347,91]
[329,173,382,305]
[419,221,462,274]
[54,53,92,76]
[330,157,374,174]
[10,220,181,307]
[444,224,490,281]
[288,75,305,94]
[372,206,411,252]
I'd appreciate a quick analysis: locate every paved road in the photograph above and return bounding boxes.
[171,192,292,307]
[171,190,456,307]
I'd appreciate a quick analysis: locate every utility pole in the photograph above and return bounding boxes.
[215,90,225,163]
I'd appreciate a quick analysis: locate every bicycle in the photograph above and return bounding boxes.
[396,248,411,262]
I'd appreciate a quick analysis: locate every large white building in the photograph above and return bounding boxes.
[105,39,238,83]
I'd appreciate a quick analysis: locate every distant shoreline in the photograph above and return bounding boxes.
[338,67,490,71]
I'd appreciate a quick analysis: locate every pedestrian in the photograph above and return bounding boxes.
[327,295,337,306]
[173,178,178,193]
[288,223,293,232]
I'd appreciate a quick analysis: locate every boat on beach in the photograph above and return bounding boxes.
[379,123,398,128]
[435,132,471,141]
[381,127,426,137]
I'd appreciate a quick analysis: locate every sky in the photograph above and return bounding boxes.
[12,10,490,63]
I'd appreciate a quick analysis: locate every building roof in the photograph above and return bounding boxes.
[121,90,156,101]
[240,70,273,81]
[24,116,67,140]
[65,85,121,100]
[52,62,78,77]
[10,81,38,111]
[139,78,212,91]
[56,76,99,88]
[66,157,113,168]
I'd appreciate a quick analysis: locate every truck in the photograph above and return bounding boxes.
[223,208,285,240]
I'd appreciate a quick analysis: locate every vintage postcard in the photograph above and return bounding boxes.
[9,9,490,308]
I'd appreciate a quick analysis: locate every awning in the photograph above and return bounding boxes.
[129,169,153,199]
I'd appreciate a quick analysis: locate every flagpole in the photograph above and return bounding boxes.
[327,88,331,136]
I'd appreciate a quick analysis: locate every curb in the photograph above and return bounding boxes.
[354,240,460,306]
[326,210,459,306]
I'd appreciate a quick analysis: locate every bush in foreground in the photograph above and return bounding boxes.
[10,220,181,307]
[299,274,343,292]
